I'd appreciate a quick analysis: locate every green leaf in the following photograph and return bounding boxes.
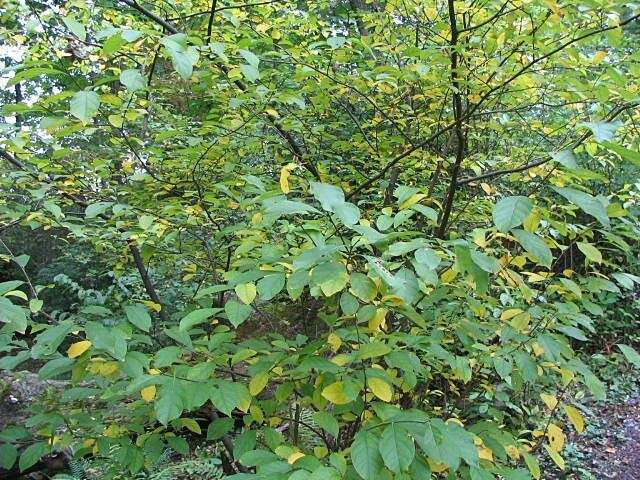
[340,291,359,316]
[0,298,27,333]
[415,248,440,270]
[379,423,415,473]
[511,229,553,268]
[124,304,151,332]
[551,149,578,169]
[310,182,345,210]
[493,196,532,232]
[85,321,127,361]
[602,141,640,167]
[356,342,391,360]
[470,250,501,273]
[161,34,199,79]
[552,187,610,228]
[577,242,602,263]
[179,308,219,331]
[225,300,252,328]
[207,417,235,440]
[155,385,184,425]
[19,442,46,472]
[311,261,348,297]
[313,412,339,438]
[580,120,622,142]
[70,90,100,123]
[120,69,145,91]
[257,273,285,301]
[349,273,377,302]
[351,430,384,480]
[62,16,86,41]
[327,36,346,49]
[240,63,260,82]
[0,443,17,469]
[239,49,260,67]
[85,201,113,218]
[618,344,640,368]
[0,280,24,296]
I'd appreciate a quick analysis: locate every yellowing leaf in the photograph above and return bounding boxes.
[287,451,305,464]
[577,242,602,263]
[399,193,426,210]
[313,446,328,458]
[368,308,387,333]
[142,301,162,312]
[523,451,541,479]
[546,423,565,452]
[592,50,606,64]
[249,371,269,396]
[564,405,585,433]
[279,163,296,193]
[544,444,566,470]
[327,332,342,352]
[501,308,523,321]
[141,385,156,402]
[235,282,257,305]
[368,377,392,402]
[478,447,493,461]
[67,340,92,358]
[321,381,355,405]
[505,444,520,460]
[181,418,202,435]
[532,342,544,356]
[540,393,558,410]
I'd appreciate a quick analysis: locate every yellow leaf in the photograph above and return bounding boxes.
[532,342,544,356]
[478,447,493,461]
[505,444,520,460]
[441,268,457,283]
[249,372,269,396]
[321,381,353,405]
[546,423,565,452]
[368,377,392,402]
[327,332,342,352]
[141,385,156,402]
[501,308,523,321]
[142,301,162,312]
[368,308,387,333]
[330,354,350,366]
[279,163,296,194]
[399,193,426,210]
[287,451,305,464]
[564,405,585,433]
[592,50,606,64]
[67,340,92,358]
[235,282,257,305]
[480,183,492,195]
[540,393,558,410]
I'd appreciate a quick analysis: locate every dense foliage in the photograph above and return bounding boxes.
[1,0,640,478]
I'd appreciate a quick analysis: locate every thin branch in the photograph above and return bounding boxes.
[456,101,638,185]
[347,13,640,199]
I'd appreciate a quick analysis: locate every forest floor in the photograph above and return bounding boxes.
[2,370,640,479]
[545,368,640,480]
